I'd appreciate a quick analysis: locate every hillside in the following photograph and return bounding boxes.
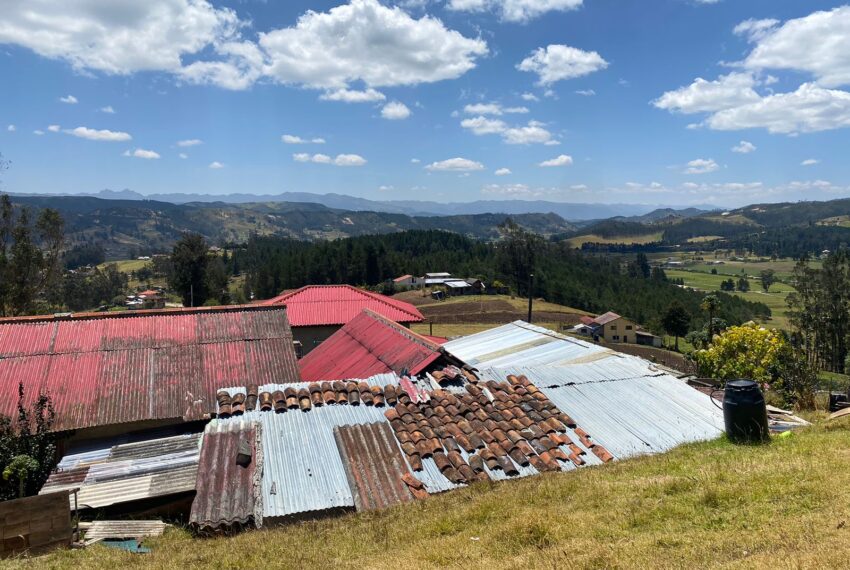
[13,418,849,569]
[6,195,575,259]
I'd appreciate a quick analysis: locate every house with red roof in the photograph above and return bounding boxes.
[299,309,447,382]
[258,284,424,355]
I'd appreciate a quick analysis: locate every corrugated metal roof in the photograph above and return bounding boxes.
[213,373,401,520]
[480,365,724,459]
[298,309,443,382]
[442,320,611,369]
[334,422,414,511]
[0,305,300,432]
[40,432,202,510]
[190,420,263,532]
[592,311,622,326]
[259,285,424,326]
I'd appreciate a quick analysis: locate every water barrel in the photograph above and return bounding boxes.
[723,379,770,443]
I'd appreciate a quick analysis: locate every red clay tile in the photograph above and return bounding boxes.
[509,448,529,467]
[467,454,485,473]
[592,446,614,463]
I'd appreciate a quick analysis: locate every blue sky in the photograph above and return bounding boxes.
[1,0,849,207]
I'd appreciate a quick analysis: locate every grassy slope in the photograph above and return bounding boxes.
[566,231,663,248]
[13,418,850,570]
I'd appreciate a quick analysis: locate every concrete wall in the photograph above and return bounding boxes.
[0,491,73,558]
[600,317,639,344]
[293,325,342,355]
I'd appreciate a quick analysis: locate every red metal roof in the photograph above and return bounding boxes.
[0,305,300,432]
[258,285,423,327]
[298,309,442,382]
[191,422,262,532]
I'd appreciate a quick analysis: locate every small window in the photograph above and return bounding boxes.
[613,335,620,341]
[610,325,616,330]
[625,325,633,330]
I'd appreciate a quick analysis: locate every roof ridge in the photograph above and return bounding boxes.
[360,309,439,350]
[0,304,285,325]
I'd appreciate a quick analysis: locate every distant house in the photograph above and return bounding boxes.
[466,278,487,294]
[138,289,165,309]
[424,272,453,286]
[393,274,421,288]
[444,279,472,295]
[257,284,424,354]
[570,311,662,347]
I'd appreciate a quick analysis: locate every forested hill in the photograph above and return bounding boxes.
[6,194,575,259]
[236,230,769,333]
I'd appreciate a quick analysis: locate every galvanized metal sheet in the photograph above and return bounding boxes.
[442,321,610,369]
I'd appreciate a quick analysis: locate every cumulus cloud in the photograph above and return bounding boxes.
[463,102,528,115]
[100,106,115,114]
[59,94,78,104]
[381,101,411,120]
[33,130,45,136]
[425,157,484,171]
[656,8,850,134]
[575,89,596,96]
[319,88,386,103]
[66,126,132,141]
[292,153,367,166]
[683,158,719,174]
[801,158,820,166]
[0,0,486,93]
[653,72,761,114]
[123,148,161,159]
[539,154,573,167]
[460,116,557,145]
[47,125,60,132]
[446,0,583,23]
[517,44,608,85]
[732,140,756,153]
[6,125,15,132]
[177,139,203,147]
[410,158,421,164]
[521,92,539,102]
[260,0,487,90]
[209,161,225,169]
[495,168,511,176]
[282,134,325,144]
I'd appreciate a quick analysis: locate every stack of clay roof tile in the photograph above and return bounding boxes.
[383,374,613,488]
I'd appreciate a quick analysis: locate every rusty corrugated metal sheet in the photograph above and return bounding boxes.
[259,285,424,326]
[191,420,263,532]
[299,309,442,382]
[334,422,414,512]
[0,305,300,432]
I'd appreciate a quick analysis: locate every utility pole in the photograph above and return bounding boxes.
[527,273,534,323]
[190,284,194,308]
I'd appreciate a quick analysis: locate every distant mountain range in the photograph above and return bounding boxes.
[12,189,717,222]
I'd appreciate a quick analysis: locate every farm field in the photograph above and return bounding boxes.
[565,232,663,248]
[665,269,793,330]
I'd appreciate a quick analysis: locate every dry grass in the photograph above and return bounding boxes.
[566,232,663,248]
[9,419,850,570]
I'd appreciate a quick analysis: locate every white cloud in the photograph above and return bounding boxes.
[378,185,394,192]
[59,94,78,104]
[260,0,487,90]
[6,125,14,132]
[683,158,719,174]
[460,116,557,145]
[179,153,188,159]
[463,103,529,115]
[282,134,325,144]
[481,183,536,197]
[740,7,850,88]
[801,158,820,166]
[539,154,573,167]
[461,115,507,135]
[425,157,484,171]
[209,161,225,169]
[100,106,115,114]
[654,72,760,114]
[495,168,511,176]
[517,44,608,85]
[411,158,421,163]
[446,0,583,23]
[575,89,596,96]
[381,101,411,120]
[66,126,132,141]
[706,83,850,134]
[521,92,539,102]
[33,130,45,136]
[0,1,485,92]
[177,139,203,147]
[47,125,60,132]
[292,153,367,166]
[123,148,161,159]
[732,140,756,154]
[319,88,386,103]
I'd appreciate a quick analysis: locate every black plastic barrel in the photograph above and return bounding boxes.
[722,379,770,443]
